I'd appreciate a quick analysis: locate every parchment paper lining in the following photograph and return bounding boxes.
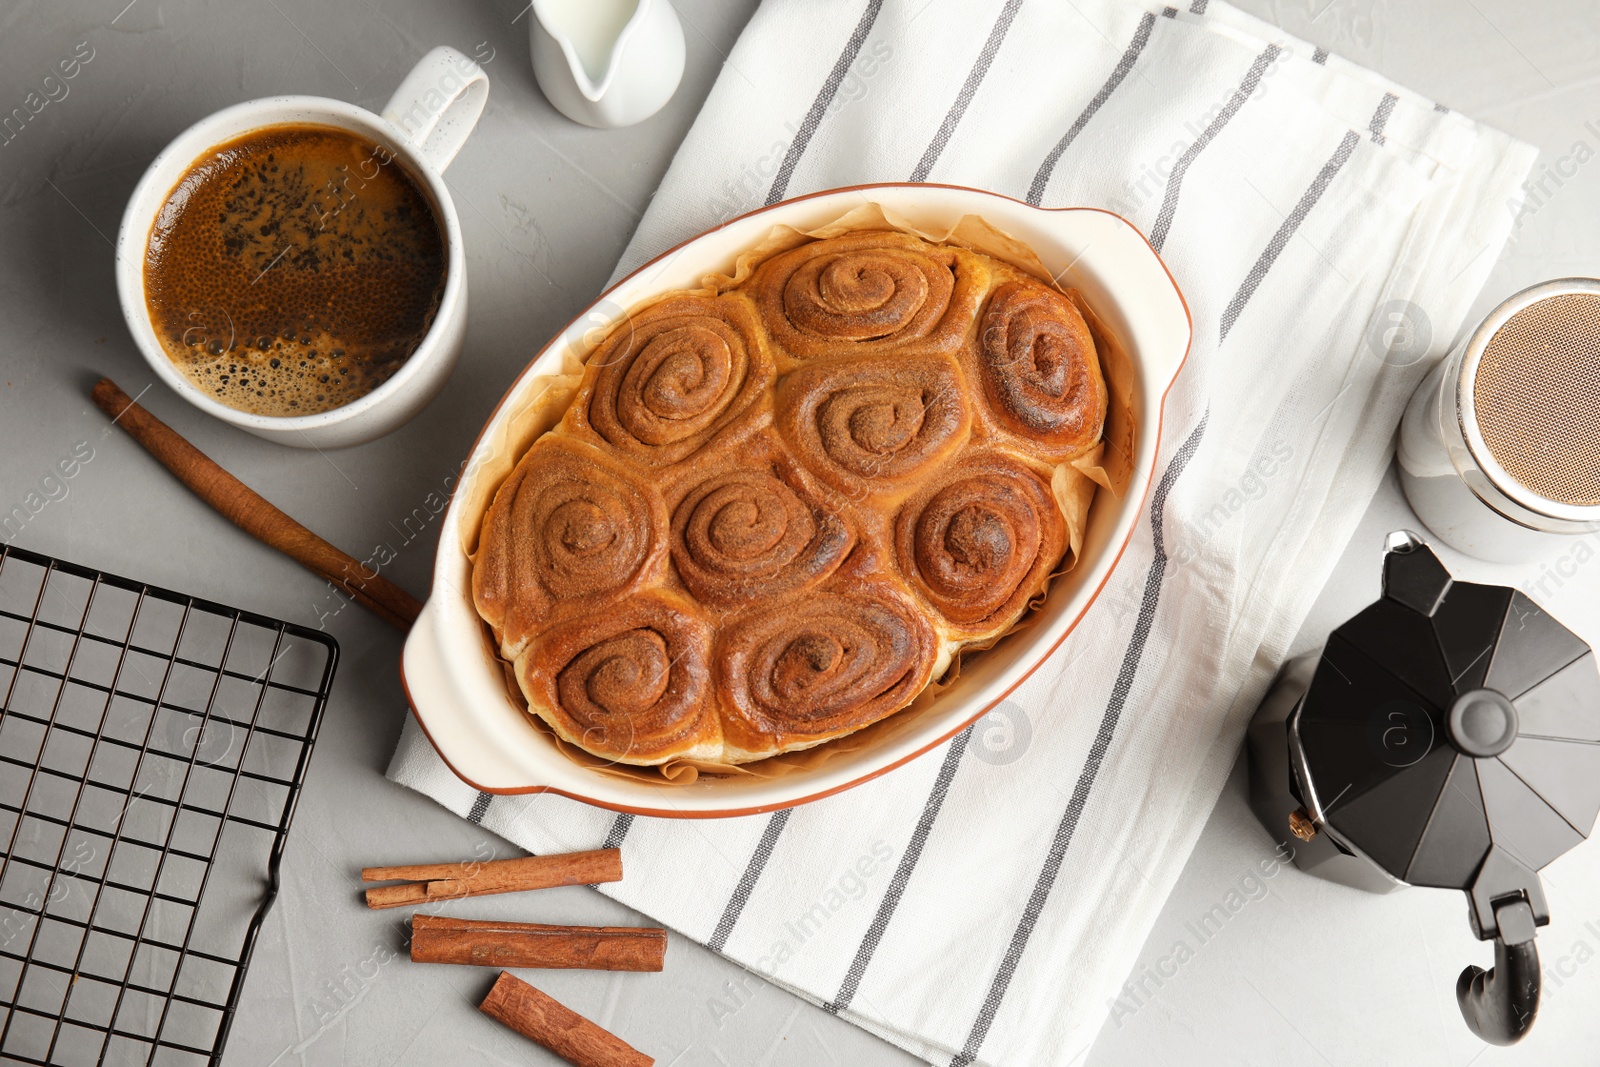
[457,203,1138,784]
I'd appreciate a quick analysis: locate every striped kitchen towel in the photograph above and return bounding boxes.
[388,1,1535,1063]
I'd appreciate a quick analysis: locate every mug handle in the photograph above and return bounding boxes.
[382,45,489,173]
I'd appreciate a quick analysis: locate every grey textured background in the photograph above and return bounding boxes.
[2,1,1599,1064]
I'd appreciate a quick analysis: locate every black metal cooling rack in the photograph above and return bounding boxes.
[0,545,338,1066]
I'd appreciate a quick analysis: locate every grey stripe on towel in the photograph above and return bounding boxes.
[709,808,793,952]
[826,725,975,1014]
[765,0,885,205]
[1027,11,1161,206]
[1369,91,1398,144]
[467,791,493,824]
[909,0,1025,183]
[1219,129,1359,343]
[949,415,1210,1067]
[602,812,635,850]
[1149,44,1281,252]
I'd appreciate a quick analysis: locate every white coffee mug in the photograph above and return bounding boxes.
[115,46,489,449]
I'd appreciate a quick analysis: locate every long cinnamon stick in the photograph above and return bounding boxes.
[411,914,665,971]
[479,971,653,1067]
[91,377,422,631]
[362,849,623,909]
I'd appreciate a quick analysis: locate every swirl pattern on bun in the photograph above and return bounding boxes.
[750,231,983,358]
[523,592,714,762]
[894,452,1066,632]
[474,437,667,656]
[777,355,971,497]
[717,584,937,749]
[580,295,772,465]
[976,280,1107,458]
[474,226,1107,767]
[670,442,852,607]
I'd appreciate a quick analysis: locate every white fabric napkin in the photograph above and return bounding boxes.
[388,1,1535,1063]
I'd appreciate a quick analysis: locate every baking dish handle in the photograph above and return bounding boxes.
[401,593,538,795]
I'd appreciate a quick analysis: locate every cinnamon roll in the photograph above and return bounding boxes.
[750,231,985,358]
[717,583,937,750]
[670,442,852,607]
[894,452,1067,633]
[522,592,715,764]
[776,355,971,497]
[474,436,668,655]
[579,295,772,465]
[474,224,1108,767]
[976,281,1107,458]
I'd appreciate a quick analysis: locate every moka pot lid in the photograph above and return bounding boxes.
[1291,531,1600,916]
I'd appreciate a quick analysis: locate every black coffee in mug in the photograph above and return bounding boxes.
[143,123,447,417]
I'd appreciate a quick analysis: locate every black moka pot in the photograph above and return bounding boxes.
[1247,530,1600,1045]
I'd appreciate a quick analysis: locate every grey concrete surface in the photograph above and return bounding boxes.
[1,1,1598,1065]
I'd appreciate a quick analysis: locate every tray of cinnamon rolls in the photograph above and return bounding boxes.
[401,185,1190,817]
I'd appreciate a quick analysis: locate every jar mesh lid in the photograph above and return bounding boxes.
[1473,292,1600,507]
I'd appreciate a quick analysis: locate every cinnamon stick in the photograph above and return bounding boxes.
[411,914,665,971]
[362,849,623,909]
[479,971,653,1067]
[91,377,422,631]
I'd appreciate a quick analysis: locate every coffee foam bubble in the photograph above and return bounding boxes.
[143,124,446,417]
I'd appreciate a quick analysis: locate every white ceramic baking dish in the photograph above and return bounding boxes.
[400,183,1191,817]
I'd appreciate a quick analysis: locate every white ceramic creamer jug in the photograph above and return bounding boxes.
[529,0,685,128]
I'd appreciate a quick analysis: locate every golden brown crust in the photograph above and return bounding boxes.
[474,436,669,657]
[972,280,1107,460]
[569,294,773,466]
[893,450,1067,637]
[715,581,937,753]
[748,231,987,360]
[667,434,854,609]
[473,228,1103,767]
[521,591,717,763]
[775,354,972,502]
